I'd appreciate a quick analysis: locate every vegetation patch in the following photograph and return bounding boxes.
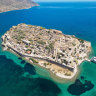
[29,58,38,63]
[38,40,46,45]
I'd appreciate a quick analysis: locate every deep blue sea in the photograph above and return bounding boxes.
[0,2,96,96]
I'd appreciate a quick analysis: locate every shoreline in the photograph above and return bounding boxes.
[4,48,81,82]
[0,5,39,14]
[5,43,91,80]
[5,45,76,80]
[1,43,89,83]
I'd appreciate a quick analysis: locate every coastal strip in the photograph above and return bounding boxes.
[0,0,39,13]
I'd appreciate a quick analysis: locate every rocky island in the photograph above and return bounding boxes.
[1,23,91,79]
[0,0,38,13]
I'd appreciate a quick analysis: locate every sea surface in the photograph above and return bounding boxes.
[0,2,96,96]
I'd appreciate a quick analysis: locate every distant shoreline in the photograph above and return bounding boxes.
[0,5,39,14]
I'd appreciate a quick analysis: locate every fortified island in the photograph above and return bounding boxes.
[1,23,91,79]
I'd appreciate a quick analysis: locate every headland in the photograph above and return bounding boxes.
[0,0,39,13]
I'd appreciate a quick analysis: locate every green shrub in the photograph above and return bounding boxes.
[49,43,54,50]
[40,27,45,30]
[26,49,32,51]
[65,73,71,76]
[25,45,28,48]
[38,40,46,45]
[77,38,84,43]
[17,36,24,41]
[29,58,38,63]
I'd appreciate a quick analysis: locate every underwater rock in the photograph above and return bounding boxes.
[67,79,94,95]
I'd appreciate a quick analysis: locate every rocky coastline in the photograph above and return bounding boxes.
[0,0,39,13]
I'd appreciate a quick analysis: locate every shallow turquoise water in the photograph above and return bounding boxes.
[0,2,96,96]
